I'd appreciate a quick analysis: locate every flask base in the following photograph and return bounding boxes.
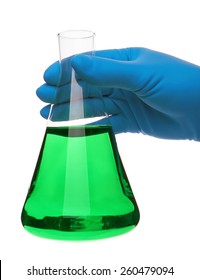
[24,225,135,240]
[22,210,139,240]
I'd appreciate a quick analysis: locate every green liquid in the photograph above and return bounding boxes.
[21,126,139,240]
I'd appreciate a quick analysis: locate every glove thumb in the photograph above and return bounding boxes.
[71,54,139,90]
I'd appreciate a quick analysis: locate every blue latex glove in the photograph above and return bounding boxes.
[36,48,200,140]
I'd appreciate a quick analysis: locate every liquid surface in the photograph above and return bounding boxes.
[21,126,139,240]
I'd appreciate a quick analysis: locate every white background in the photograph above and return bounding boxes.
[1,0,200,279]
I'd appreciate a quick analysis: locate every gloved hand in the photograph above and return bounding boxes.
[36,47,200,140]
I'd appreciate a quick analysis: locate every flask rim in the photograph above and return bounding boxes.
[58,30,95,40]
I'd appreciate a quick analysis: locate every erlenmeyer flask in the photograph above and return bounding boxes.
[21,30,140,240]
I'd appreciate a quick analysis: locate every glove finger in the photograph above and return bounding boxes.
[71,54,140,90]
[43,57,74,86]
[42,48,141,86]
[40,104,51,119]
[36,81,114,104]
[40,97,120,121]
[43,61,61,86]
[36,83,71,104]
[42,50,119,87]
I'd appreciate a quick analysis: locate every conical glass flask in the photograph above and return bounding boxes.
[21,30,140,240]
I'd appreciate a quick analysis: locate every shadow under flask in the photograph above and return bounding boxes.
[21,30,140,240]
